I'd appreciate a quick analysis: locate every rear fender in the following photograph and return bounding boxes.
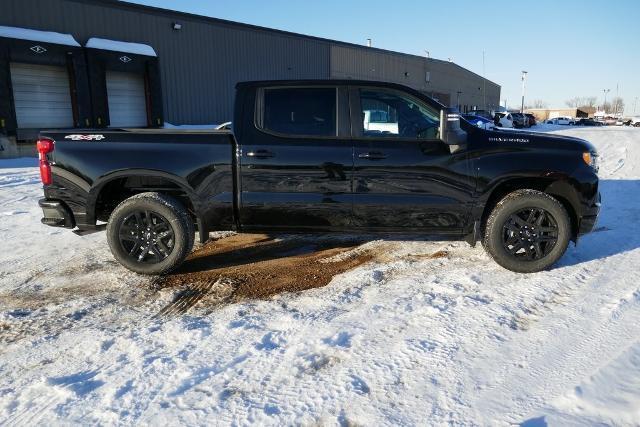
[87,170,207,239]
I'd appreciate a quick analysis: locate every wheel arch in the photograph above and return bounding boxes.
[87,170,206,238]
[479,177,581,240]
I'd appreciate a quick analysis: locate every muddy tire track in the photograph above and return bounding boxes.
[153,234,384,316]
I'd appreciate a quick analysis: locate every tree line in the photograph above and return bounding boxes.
[524,97,626,115]
[566,96,624,114]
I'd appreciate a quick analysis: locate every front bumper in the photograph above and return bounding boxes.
[39,198,75,228]
[578,192,601,235]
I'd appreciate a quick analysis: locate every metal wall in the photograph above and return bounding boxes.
[2,0,500,124]
[1,0,331,124]
[330,45,501,111]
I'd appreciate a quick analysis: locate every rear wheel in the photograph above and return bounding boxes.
[483,189,570,273]
[107,192,194,275]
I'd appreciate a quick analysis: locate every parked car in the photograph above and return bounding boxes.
[511,113,529,128]
[461,114,495,130]
[37,79,600,274]
[574,118,604,127]
[494,112,514,128]
[467,110,494,121]
[546,116,575,125]
[630,117,640,127]
[525,113,537,126]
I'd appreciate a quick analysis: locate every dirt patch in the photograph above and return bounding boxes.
[153,234,381,316]
[408,250,449,260]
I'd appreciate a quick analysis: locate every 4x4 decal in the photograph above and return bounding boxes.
[64,135,106,141]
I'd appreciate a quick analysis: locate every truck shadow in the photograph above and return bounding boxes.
[557,179,640,268]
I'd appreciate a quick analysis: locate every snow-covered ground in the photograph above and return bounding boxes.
[1,126,639,425]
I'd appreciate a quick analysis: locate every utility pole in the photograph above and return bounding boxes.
[521,71,528,113]
[482,51,486,111]
[603,89,610,114]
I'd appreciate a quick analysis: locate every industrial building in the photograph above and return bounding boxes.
[1,0,500,144]
[525,107,596,122]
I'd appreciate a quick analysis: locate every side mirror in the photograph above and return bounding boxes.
[439,108,467,147]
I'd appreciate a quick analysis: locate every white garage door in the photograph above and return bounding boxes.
[106,71,148,128]
[10,63,74,129]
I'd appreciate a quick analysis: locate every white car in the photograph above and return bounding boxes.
[363,110,398,134]
[546,116,574,125]
[630,117,640,127]
[494,112,514,128]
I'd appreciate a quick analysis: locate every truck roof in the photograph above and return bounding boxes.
[235,79,446,109]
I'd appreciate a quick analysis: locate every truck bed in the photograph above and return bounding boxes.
[40,129,236,234]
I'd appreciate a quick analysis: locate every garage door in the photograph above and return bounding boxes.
[10,63,74,129]
[106,71,147,128]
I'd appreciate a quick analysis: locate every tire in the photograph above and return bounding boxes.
[482,189,571,273]
[107,192,195,275]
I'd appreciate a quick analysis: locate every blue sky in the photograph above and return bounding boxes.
[130,0,640,113]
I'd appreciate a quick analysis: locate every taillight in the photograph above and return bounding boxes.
[37,137,55,185]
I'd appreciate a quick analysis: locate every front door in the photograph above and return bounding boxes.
[351,87,475,232]
[239,86,353,230]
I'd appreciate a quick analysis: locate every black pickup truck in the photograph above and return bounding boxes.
[37,80,600,274]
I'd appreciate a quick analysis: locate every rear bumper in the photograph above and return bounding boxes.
[578,192,601,235]
[39,198,75,228]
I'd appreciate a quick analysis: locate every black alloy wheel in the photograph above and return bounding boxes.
[483,189,571,273]
[107,192,194,275]
[501,207,558,261]
[119,210,175,263]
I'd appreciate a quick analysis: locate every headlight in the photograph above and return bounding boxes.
[582,152,599,172]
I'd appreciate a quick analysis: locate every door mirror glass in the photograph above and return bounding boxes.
[439,108,468,146]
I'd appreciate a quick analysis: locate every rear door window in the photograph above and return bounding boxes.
[260,87,337,137]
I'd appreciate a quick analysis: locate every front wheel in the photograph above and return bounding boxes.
[107,192,194,275]
[483,190,571,273]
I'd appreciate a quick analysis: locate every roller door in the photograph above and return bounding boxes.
[10,63,74,129]
[106,71,148,128]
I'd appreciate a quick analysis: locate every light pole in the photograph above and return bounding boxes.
[521,71,528,113]
[603,89,610,114]
[482,50,486,111]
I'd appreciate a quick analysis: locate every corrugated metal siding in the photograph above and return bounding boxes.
[330,45,501,110]
[1,0,331,124]
[2,0,499,123]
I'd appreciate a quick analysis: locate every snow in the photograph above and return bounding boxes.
[163,122,218,129]
[86,38,157,57]
[1,127,640,425]
[0,25,80,47]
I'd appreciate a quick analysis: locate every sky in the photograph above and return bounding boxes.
[129,0,640,113]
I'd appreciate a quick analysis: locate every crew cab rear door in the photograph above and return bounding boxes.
[350,86,475,232]
[238,85,353,230]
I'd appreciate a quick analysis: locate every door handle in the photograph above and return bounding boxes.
[246,149,274,159]
[358,151,387,160]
